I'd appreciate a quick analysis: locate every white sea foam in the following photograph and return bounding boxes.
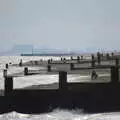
[0,110,120,120]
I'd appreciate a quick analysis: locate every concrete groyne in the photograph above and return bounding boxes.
[1,65,120,114]
[1,52,120,114]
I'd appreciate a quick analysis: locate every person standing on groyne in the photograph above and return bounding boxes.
[91,70,98,80]
[106,53,110,60]
[81,55,83,60]
[91,54,95,67]
[5,64,8,69]
[97,52,101,65]
[19,59,23,66]
[111,52,114,57]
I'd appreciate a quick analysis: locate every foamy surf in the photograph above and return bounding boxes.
[0,109,119,120]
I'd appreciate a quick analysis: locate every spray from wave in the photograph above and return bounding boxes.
[0,108,119,120]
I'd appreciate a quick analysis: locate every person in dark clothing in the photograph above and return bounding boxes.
[91,70,98,80]
[19,59,23,66]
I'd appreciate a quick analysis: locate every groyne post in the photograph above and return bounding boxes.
[91,54,95,67]
[77,56,80,63]
[59,71,67,89]
[106,53,110,60]
[111,52,114,57]
[101,53,103,59]
[81,56,83,60]
[50,58,53,62]
[30,61,33,66]
[24,67,28,75]
[48,59,50,64]
[63,58,66,63]
[5,76,13,96]
[47,65,51,72]
[97,52,101,65]
[77,56,80,60]
[6,64,8,69]
[35,61,38,65]
[40,59,43,62]
[3,69,7,78]
[70,63,74,70]
[111,66,119,83]
[115,57,119,66]
[19,59,22,67]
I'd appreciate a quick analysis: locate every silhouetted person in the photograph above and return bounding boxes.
[111,52,114,57]
[19,59,22,66]
[91,70,98,80]
[91,54,94,60]
[91,54,95,67]
[115,57,119,66]
[81,56,83,60]
[5,64,8,69]
[40,59,43,62]
[48,59,50,64]
[50,58,53,62]
[97,52,101,65]
[35,61,38,65]
[106,53,110,60]
[63,58,66,63]
[3,69,7,78]
[100,53,103,59]
[77,56,80,60]
[24,67,28,75]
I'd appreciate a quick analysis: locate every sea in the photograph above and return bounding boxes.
[0,56,119,120]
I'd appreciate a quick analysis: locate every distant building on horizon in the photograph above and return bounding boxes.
[12,45,34,54]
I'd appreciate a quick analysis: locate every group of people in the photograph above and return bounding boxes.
[19,57,99,80]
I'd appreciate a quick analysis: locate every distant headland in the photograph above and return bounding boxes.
[21,53,76,56]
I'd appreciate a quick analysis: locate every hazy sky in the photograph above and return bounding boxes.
[0,0,120,52]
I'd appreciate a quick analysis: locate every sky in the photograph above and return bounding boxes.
[0,0,120,52]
